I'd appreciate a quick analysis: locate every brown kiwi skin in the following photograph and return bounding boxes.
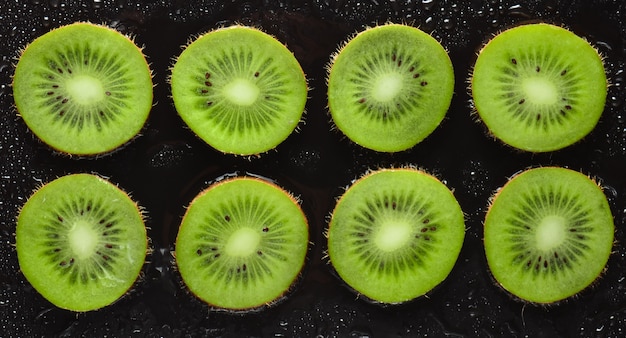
[172,172,312,314]
[466,21,610,153]
[15,173,153,311]
[482,165,615,306]
[11,22,154,159]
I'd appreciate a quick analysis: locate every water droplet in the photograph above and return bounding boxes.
[461,160,490,198]
[610,96,622,108]
[613,68,624,85]
[349,327,372,338]
[421,0,436,11]
[146,143,192,170]
[0,59,10,74]
[0,85,8,98]
[596,40,613,52]
[506,4,532,18]
[603,184,618,199]
[422,16,435,31]
[49,0,60,7]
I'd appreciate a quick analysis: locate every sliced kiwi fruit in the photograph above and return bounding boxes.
[484,167,614,304]
[471,23,607,152]
[170,25,308,156]
[327,23,455,153]
[175,176,309,311]
[16,173,148,312]
[327,168,465,304]
[12,22,153,156]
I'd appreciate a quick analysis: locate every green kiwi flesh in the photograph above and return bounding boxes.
[327,168,465,304]
[16,173,148,312]
[484,167,614,304]
[12,22,153,156]
[471,23,607,152]
[327,23,454,152]
[170,25,307,156]
[175,177,309,311]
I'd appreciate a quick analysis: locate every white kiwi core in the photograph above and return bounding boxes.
[373,73,402,102]
[522,77,557,105]
[375,221,411,252]
[225,227,261,257]
[66,75,105,105]
[224,79,260,106]
[69,221,99,259]
[535,215,566,251]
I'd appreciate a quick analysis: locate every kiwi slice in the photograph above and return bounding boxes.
[327,168,465,304]
[471,23,607,152]
[175,176,309,311]
[484,167,614,303]
[327,23,455,152]
[16,173,148,312]
[170,25,308,156]
[12,22,153,156]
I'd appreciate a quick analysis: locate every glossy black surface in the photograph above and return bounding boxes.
[1,1,626,336]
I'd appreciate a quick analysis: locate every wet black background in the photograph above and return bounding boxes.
[1,0,626,337]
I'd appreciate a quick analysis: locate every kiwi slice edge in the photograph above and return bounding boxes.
[327,23,455,153]
[16,173,148,312]
[327,167,466,304]
[471,22,608,152]
[170,24,308,157]
[483,166,614,304]
[175,175,309,311]
[12,21,154,157]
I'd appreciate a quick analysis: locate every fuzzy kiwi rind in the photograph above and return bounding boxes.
[470,23,607,152]
[175,176,309,312]
[12,22,153,157]
[327,23,455,153]
[170,25,308,156]
[326,167,465,304]
[484,167,614,304]
[16,173,148,312]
